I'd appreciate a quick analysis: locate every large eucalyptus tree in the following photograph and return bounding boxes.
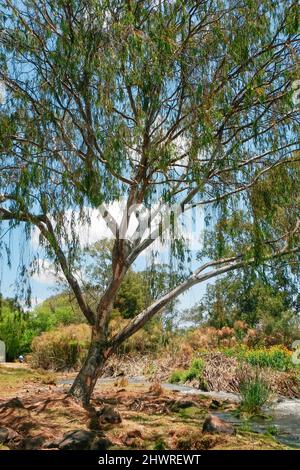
[0,0,300,404]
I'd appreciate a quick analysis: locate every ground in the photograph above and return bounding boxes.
[0,364,291,451]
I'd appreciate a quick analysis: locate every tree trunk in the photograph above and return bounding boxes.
[69,329,109,406]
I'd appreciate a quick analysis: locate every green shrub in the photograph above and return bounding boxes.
[240,375,270,415]
[30,324,90,370]
[170,370,185,383]
[170,358,205,384]
[183,358,204,381]
[243,346,292,371]
[222,345,293,371]
[0,301,35,360]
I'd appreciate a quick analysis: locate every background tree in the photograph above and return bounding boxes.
[184,265,300,342]
[0,0,299,404]
[0,296,33,360]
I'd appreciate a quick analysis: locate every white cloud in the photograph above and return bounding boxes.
[30,259,59,285]
[29,199,204,288]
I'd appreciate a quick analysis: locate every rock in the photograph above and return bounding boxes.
[0,397,24,409]
[202,414,235,435]
[58,430,95,450]
[20,436,45,450]
[90,436,112,450]
[0,427,20,445]
[97,406,122,425]
[126,429,143,439]
[0,427,9,444]
[57,430,110,450]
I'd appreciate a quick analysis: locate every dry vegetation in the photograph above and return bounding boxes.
[0,366,291,451]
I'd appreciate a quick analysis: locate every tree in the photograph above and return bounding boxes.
[184,266,300,333]
[0,296,33,359]
[0,1,299,404]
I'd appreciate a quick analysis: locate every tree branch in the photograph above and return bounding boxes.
[108,244,300,350]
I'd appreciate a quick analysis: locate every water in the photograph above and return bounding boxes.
[213,407,300,448]
[158,380,300,448]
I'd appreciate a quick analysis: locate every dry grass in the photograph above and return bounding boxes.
[0,371,290,451]
[0,365,57,398]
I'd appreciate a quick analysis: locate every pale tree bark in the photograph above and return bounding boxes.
[69,328,110,406]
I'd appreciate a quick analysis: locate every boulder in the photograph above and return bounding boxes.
[97,406,122,425]
[19,436,45,450]
[202,414,235,435]
[58,430,95,450]
[90,436,112,450]
[0,427,21,446]
[57,429,111,450]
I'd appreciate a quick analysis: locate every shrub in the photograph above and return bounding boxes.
[222,345,293,371]
[170,358,205,384]
[0,299,36,360]
[240,375,270,415]
[170,370,185,384]
[183,358,204,381]
[243,346,292,371]
[109,314,167,354]
[30,324,90,370]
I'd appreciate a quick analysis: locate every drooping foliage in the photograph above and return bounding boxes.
[0,1,299,286]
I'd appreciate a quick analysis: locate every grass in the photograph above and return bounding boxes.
[240,375,271,415]
[266,425,279,436]
[0,365,57,397]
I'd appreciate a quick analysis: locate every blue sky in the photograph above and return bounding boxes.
[0,209,209,311]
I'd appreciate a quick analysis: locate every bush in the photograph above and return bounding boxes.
[109,314,168,354]
[243,346,292,371]
[222,345,293,371]
[170,358,205,384]
[30,324,90,370]
[240,375,270,415]
[184,358,204,381]
[0,300,36,360]
[170,370,185,383]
